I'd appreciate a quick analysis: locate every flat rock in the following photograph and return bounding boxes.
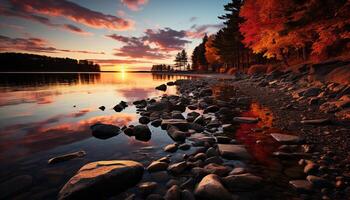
[218,144,251,160]
[194,174,233,200]
[223,173,263,191]
[289,180,313,193]
[161,119,189,131]
[301,118,330,125]
[48,151,86,164]
[233,117,259,124]
[58,160,144,200]
[90,123,121,139]
[270,133,304,144]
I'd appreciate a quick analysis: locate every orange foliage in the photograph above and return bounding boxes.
[205,35,221,65]
[239,0,350,61]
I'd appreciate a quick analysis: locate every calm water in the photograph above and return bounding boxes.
[0,72,193,199]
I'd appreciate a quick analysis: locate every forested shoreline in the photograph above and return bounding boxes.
[0,52,100,72]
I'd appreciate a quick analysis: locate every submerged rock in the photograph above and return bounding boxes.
[58,160,144,200]
[90,123,121,139]
[48,151,86,164]
[194,174,233,200]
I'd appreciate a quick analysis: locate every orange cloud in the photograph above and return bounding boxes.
[121,0,149,11]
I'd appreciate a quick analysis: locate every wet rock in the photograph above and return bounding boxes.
[301,118,330,125]
[194,152,207,161]
[191,167,208,180]
[172,112,185,120]
[0,175,33,199]
[134,125,152,142]
[58,160,144,200]
[167,126,187,142]
[151,119,162,127]
[138,182,158,196]
[229,167,247,175]
[199,88,213,97]
[48,151,86,164]
[307,175,331,188]
[161,119,189,131]
[164,143,178,153]
[99,106,105,111]
[303,87,322,97]
[164,185,181,200]
[205,156,223,165]
[156,84,167,91]
[178,143,191,150]
[168,161,187,174]
[216,136,232,144]
[139,116,151,124]
[204,105,219,113]
[90,123,121,139]
[167,81,175,86]
[181,189,195,200]
[218,144,251,160]
[233,117,259,124]
[206,147,219,158]
[222,124,235,133]
[204,163,231,176]
[270,133,304,144]
[146,194,164,200]
[123,127,134,136]
[194,174,233,200]
[304,162,318,174]
[289,180,313,193]
[223,173,263,191]
[147,161,169,172]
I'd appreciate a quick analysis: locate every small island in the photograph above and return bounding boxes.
[0,52,100,72]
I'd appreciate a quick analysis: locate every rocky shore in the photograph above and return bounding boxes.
[51,67,349,199]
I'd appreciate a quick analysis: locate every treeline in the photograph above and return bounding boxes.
[152,50,190,72]
[151,64,173,72]
[192,0,350,72]
[0,52,100,72]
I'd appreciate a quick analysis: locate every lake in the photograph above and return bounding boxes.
[0,72,193,199]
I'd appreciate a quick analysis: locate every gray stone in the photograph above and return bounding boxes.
[58,160,144,200]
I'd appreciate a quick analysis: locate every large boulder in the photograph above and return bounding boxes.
[58,160,144,200]
[90,123,121,139]
[194,174,233,200]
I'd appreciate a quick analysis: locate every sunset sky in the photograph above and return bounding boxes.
[0,0,229,71]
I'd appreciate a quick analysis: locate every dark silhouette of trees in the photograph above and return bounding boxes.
[151,64,173,72]
[0,52,100,72]
[174,49,189,71]
[192,35,209,71]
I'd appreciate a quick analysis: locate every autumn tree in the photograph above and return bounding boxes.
[205,35,221,72]
[239,0,350,63]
